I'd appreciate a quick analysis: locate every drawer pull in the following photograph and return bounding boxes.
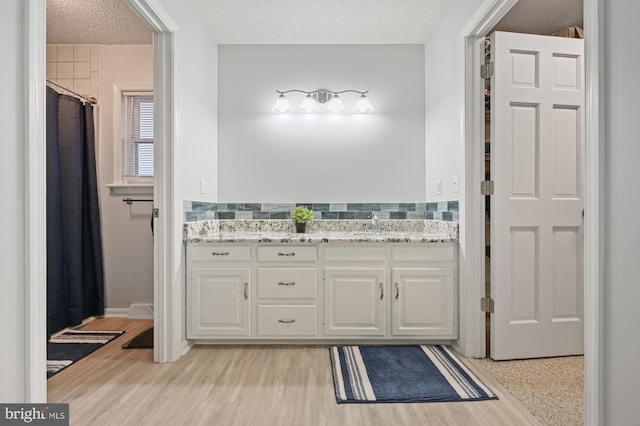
[395,282,400,300]
[244,282,248,300]
[211,251,230,256]
[277,319,296,324]
[380,282,384,300]
[278,281,296,286]
[277,252,296,257]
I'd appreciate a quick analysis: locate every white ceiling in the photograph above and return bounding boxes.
[46,0,582,45]
[190,0,448,44]
[47,0,152,44]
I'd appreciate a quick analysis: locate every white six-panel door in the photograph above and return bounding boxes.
[490,31,584,360]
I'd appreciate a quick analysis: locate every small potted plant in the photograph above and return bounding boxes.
[291,206,314,233]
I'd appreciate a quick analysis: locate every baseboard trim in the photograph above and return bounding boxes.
[128,303,154,319]
[104,305,155,319]
[104,308,129,318]
[180,340,192,357]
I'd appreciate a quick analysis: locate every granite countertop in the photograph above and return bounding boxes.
[185,220,458,244]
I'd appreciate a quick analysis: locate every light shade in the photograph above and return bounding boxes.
[299,94,319,113]
[325,94,347,113]
[352,94,375,113]
[272,94,293,113]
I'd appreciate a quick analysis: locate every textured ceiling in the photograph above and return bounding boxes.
[46,0,583,45]
[190,0,448,44]
[493,0,583,35]
[47,0,152,44]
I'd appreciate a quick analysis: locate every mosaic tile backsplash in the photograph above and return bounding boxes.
[184,201,459,222]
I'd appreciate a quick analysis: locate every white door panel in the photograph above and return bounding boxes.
[324,268,385,336]
[490,31,584,360]
[392,268,455,336]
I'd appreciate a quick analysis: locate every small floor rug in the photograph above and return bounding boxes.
[47,330,124,378]
[330,345,498,403]
[122,327,154,349]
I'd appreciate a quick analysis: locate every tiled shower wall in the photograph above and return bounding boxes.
[184,202,459,222]
[46,45,99,101]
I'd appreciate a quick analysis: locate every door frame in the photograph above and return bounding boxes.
[461,0,602,424]
[24,0,184,401]
[124,0,186,365]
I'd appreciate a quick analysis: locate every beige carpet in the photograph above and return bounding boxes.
[471,356,584,426]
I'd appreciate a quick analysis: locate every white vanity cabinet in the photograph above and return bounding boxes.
[391,267,455,336]
[390,245,456,337]
[323,267,386,336]
[322,245,386,336]
[255,246,318,337]
[187,245,252,338]
[186,241,457,341]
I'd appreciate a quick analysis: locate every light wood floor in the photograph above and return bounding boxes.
[48,318,541,426]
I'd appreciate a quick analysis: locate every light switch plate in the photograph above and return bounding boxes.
[200,179,206,194]
[453,175,459,193]
[436,179,442,195]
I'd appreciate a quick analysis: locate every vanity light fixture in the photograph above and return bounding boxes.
[299,94,320,113]
[272,93,294,113]
[325,94,347,113]
[352,93,375,113]
[272,89,374,114]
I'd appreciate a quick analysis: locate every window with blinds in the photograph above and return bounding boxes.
[121,92,154,178]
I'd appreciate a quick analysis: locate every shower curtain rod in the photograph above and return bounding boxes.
[47,78,97,104]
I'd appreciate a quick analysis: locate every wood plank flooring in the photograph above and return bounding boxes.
[48,318,541,426]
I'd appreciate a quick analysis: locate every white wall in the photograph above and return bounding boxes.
[423,0,484,359]
[97,45,154,310]
[603,0,640,423]
[153,0,220,353]
[424,0,484,201]
[157,1,219,202]
[0,0,26,402]
[218,44,425,202]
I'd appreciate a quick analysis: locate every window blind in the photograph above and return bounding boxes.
[121,92,154,178]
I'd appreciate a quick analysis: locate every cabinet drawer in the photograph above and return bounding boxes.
[257,246,317,262]
[258,268,317,299]
[323,246,386,262]
[257,305,317,336]
[391,245,454,262]
[190,244,251,261]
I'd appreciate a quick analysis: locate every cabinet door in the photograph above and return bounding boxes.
[324,268,385,336]
[391,268,455,337]
[189,268,251,337]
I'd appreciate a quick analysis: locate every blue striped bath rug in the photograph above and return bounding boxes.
[47,330,124,378]
[330,345,498,403]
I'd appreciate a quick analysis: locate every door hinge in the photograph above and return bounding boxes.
[153,208,159,218]
[480,180,494,196]
[481,62,494,79]
[481,296,494,313]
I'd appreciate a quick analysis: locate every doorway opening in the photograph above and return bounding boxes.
[26,0,180,400]
[44,0,155,377]
[482,5,585,362]
[479,28,586,425]
[463,0,591,423]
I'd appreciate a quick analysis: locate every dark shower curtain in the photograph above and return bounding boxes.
[46,87,104,337]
